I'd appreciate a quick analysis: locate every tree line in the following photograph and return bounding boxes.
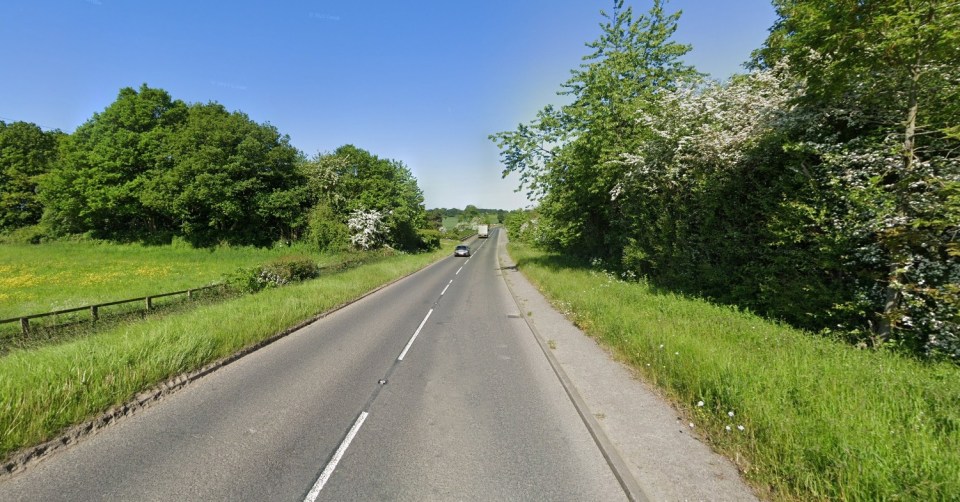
[493,0,959,360]
[1,85,432,251]
[425,205,505,229]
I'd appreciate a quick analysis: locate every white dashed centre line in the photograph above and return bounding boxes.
[304,243,484,498]
[397,308,433,361]
[304,411,369,501]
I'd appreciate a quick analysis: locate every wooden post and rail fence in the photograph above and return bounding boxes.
[0,284,223,335]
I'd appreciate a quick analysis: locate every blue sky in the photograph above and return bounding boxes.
[0,1,776,210]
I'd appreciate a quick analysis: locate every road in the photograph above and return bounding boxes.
[0,228,627,501]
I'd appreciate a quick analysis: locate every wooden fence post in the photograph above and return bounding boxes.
[145,297,153,310]
[20,317,29,335]
[91,305,99,321]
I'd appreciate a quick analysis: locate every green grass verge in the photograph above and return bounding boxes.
[509,243,960,501]
[0,242,453,461]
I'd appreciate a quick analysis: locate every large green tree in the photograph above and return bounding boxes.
[144,102,304,246]
[40,85,304,246]
[491,0,697,260]
[40,85,187,237]
[302,145,427,251]
[0,121,61,230]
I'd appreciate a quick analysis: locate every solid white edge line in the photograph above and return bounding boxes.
[397,308,433,361]
[441,280,452,296]
[305,411,370,501]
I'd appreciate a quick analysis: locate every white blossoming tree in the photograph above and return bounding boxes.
[347,208,387,250]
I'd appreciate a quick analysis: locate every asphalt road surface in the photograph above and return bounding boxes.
[0,228,627,501]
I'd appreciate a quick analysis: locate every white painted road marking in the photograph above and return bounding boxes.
[304,411,369,501]
[398,308,434,361]
[305,239,486,499]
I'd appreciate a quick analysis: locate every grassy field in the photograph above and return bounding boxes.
[441,216,459,231]
[0,241,453,462]
[0,241,338,320]
[509,243,960,501]
[441,214,497,232]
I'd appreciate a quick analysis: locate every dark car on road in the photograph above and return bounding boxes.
[454,245,470,257]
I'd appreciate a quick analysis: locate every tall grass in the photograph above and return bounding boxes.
[510,243,960,501]
[0,287,228,355]
[0,243,452,462]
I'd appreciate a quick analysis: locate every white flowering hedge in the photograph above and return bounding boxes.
[613,65,959,359]
[492,1,958,360]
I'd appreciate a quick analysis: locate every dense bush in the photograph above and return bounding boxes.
[307,202,349,252]
[227,256,320,293]
[0,224,49,244]
[416,229,442,251]
[503,210,542,245]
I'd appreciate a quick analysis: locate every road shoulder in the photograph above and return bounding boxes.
[496,232,759,502]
